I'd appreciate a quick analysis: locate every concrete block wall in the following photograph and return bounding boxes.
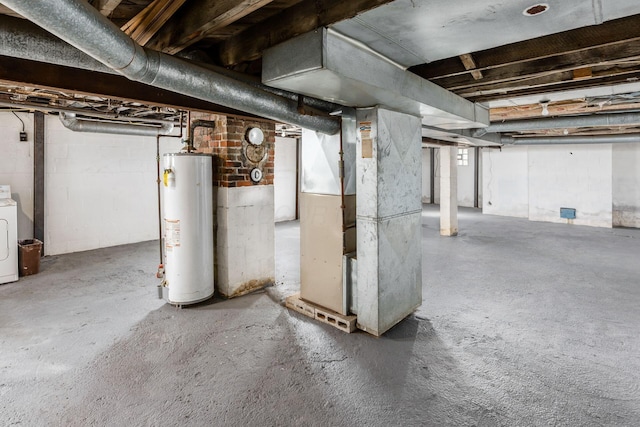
[1,112,182,255]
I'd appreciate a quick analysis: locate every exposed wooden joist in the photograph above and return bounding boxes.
[458,68,640,102]
[0,55,253,118]
[218,0,396,66]
[459,54,483,80]
[410,13,640,80]
[491,101,640,121]
[122,0,187,46]
[146,0,275,54]
[434,39,640,92]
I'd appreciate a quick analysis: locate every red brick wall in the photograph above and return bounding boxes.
[190,112,275,187]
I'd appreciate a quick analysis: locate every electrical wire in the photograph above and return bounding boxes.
[12,111,25,131]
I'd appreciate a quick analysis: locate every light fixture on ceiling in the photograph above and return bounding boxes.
[540,100,550,116]
[523,3,549,17]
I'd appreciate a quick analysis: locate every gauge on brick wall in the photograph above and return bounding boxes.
[246,127,264,146]
[250,168,263,183]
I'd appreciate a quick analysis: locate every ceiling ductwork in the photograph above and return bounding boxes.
[475,112,640,137]
[501,134,640,145]
[0,0,341,135]
[263,28,489,130]
[59,113,174,137]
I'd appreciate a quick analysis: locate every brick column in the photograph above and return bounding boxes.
[191,112,276,298]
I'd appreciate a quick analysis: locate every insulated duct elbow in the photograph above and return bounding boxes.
[1,0,341,135]
[60,113,174,137]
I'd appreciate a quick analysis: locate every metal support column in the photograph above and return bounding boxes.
[33,111,45,253]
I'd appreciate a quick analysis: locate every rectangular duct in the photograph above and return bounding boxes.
[263,28,489,130]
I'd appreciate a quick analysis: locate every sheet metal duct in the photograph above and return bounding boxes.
[502,134,640,145]
[0,100,176,126]
[0,1,340,135]
[0,14,343,119]
[59,113,174,137]
[475,112,640,137]
[263,28,489,130]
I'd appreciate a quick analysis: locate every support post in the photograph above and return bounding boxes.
[33,111,45,254]
[440,145,458,236]
[430,147,435,204]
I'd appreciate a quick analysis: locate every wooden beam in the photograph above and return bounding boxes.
[0,55,253,117]
[121,0,187,46]
[465,70,640,103]
[218,0,396,66]
[491,100,640,121]
[459,53,483,80]
[410,13,640,80]
[433,39,640,92]
[573,67,592,80]
[146,0,276,54]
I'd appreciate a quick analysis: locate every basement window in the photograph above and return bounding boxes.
[457,148,469,166]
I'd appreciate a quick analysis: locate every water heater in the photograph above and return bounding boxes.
[162,153,214,305]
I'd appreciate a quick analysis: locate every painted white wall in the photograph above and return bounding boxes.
[421,148,431,203]
[528,145,612,227]
[483,144,616,228]
[457,148,475,207]
[45,116,183,255]
[0,112,35,240]
[0,112,182,255]
[483,147,529,218]
[274,136,297,222]
[612,143,640,227]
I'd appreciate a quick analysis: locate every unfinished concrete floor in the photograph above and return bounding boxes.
[1,205,639,426]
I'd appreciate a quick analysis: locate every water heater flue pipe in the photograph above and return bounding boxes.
[188,119,216,152]
[0,0,341,135]
[59,113,174,137]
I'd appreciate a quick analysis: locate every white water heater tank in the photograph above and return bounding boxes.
[163,153,214,305]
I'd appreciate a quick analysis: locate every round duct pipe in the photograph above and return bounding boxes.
[0,0,341,135]
[501,134,640,145]
[59,113,174,137]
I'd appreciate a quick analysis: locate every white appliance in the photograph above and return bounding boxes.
[162,153,214,305]
[0,185,18,284]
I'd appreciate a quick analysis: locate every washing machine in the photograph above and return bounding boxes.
[0,185,18,284]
